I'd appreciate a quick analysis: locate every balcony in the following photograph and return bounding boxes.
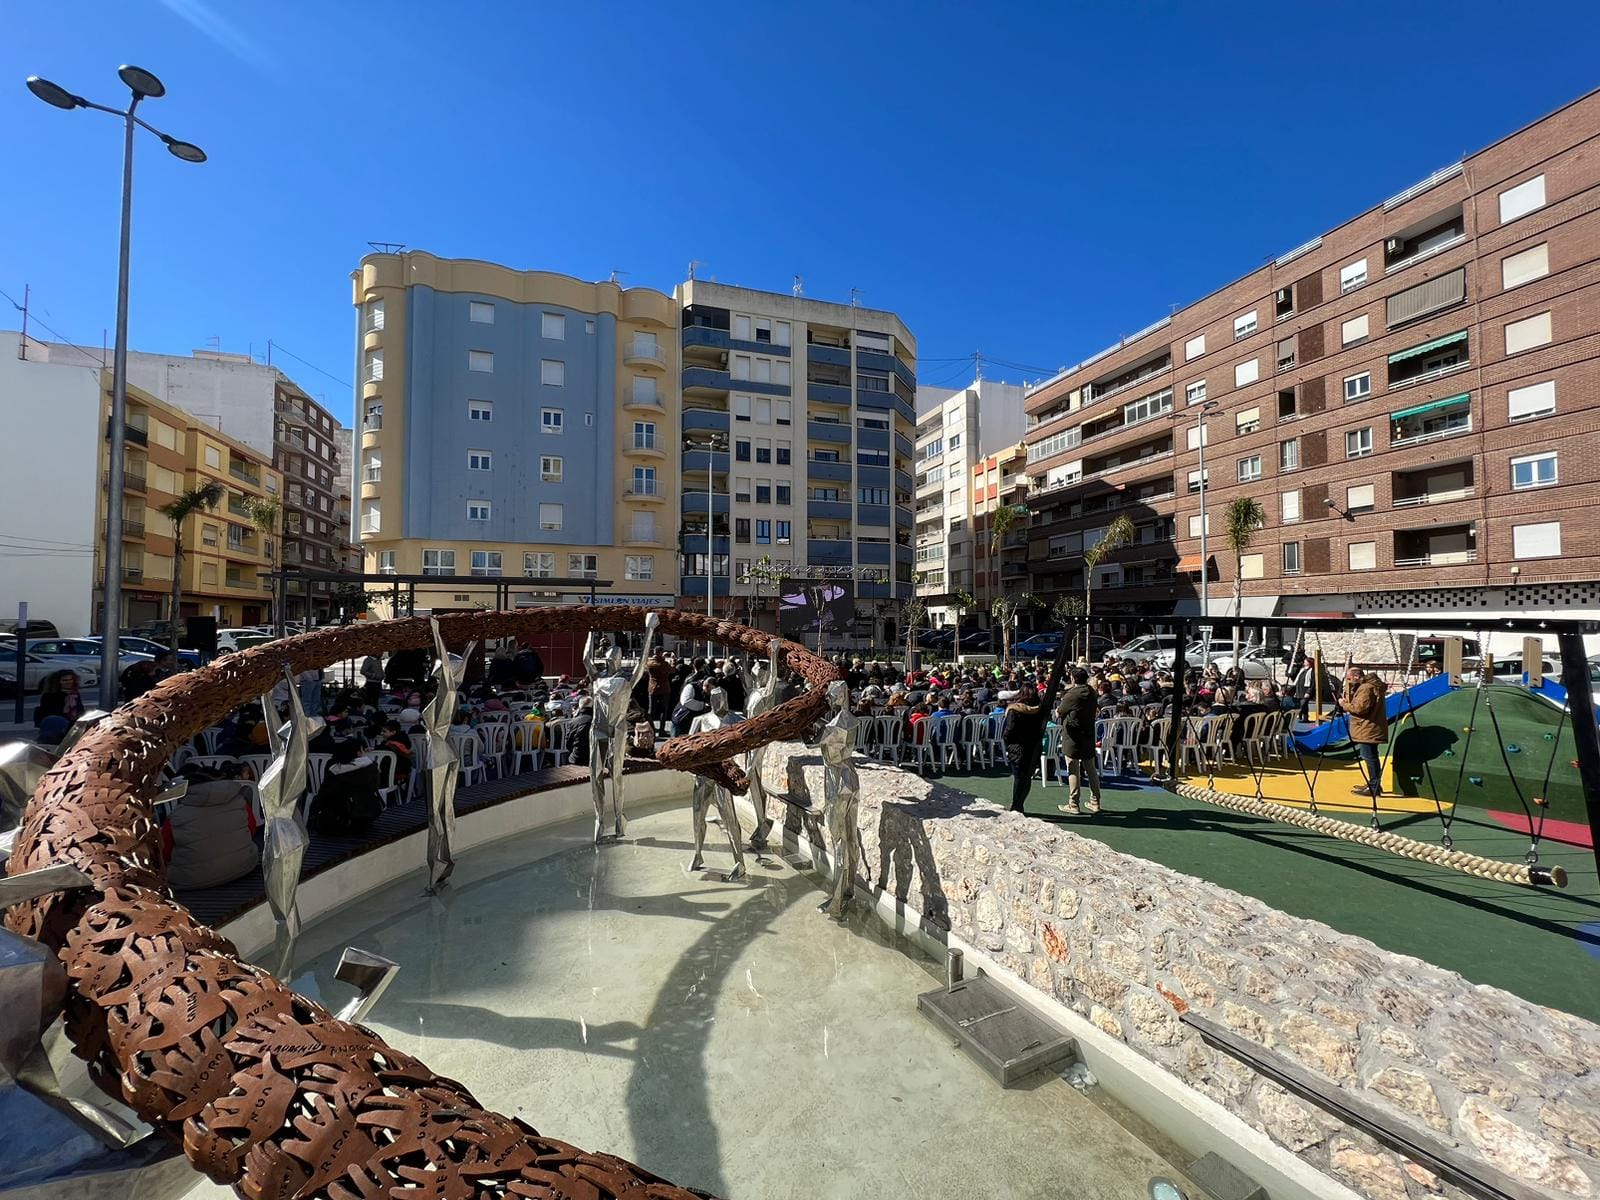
[683,365,732,394]
[624,339,667,370]
[682,409,729,435]
[808,381,852,406]
[1086,356,1171,404]
[807,460,852,483]
[682,492,730,515]
[229,462,261,486]
[122,563,144,583]
[808,500,852,521]
[625,435,665,459]
[624,486,667,505]
[1390,394,1472,447]
[1394,525,1477,569]
[680,576,732,599]
[807,420,851,445]
[682,447,729,475]
[623,390,665,413]
[228,496,252,518]
[1384,207,1466,276]
[1395,548,1479,569]
[807,539,853,566]
[106,416,149,447]
[807,344,852,368]
[1393,463,1475,508]
[122,520,146,539]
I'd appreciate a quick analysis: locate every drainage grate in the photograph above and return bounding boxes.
[918,972,1076,1087]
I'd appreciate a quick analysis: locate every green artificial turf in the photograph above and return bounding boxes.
[946,766,1600,1023]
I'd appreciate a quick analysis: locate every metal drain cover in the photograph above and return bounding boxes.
[918,973,1076,1087]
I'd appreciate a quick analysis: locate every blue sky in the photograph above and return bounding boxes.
[5,1,1599,420]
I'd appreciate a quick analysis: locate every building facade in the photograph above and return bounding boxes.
[676,280,917,641]
[1021,88,1600,627]
[912,379,1027,628]
[352,252,681,611]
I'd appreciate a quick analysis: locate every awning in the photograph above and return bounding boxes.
[1390,392,1469,420]
[1176,554,1206,574]
[1387,330,1466,364]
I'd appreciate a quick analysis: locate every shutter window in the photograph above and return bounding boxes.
[1386,268,1466,327]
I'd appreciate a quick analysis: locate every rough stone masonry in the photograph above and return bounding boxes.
[778,745,1600,1200]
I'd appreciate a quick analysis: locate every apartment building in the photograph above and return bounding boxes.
[352,251,680,611]
[972,440,1033,622]
[912,379,1027,627]
[1021,88,1600,626]
[676,281,917,639]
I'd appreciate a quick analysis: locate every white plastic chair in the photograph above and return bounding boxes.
[511,721,543,774]
[368,749,402,808]
[984,710,1007,767]
[452,729,487,788]
[930,714,964,771]
[305,752,332,798]
[194,727,226,755]
[873,714,903,763]
[543,720,570,768]
[961,713,991,768]
[1240,711,1272,768]
[189,754,242,775]
[1039,725,1061,786]
[238,753,270,782]
[475,721,510,777]
[1143,717,1172,778]
[907,719,938,775]
[1100,717,1141,776]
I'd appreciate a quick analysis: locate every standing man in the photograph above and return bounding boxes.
[583,613,660,843]
[1055,668,1101,816]
[646,648,674,735]
[1001,683,1046,813]
[1342,665,1388,797]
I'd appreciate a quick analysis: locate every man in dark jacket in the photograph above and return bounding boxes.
[1055,668,1101,815]
[1342,666,1389,797]
[1001,684,1046,813]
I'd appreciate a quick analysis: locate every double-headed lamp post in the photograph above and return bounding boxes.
[1171,397,1219,621]
[26,67,205,708]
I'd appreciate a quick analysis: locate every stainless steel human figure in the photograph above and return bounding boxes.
[257,669,324,973]
[422,618,477,894]
[741,641,783,851]
[583,611,659,843]
[688,687,746,880]
[815,678,862,919]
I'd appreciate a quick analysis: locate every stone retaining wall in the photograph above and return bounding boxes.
[781,747,1599,1200]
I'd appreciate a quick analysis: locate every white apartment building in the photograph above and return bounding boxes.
[913,378,1027,627]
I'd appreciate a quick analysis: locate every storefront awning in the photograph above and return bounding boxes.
[1390,392,1469,420]
[1387,330,1466,364]
[1176,554,1206,574]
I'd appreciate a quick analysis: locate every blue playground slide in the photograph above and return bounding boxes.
[1291,673,1454,751]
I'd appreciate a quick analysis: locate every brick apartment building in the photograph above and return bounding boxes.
[1019,88,1600,631]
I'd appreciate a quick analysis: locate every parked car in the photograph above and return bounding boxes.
[2,636,146,675]
[1013,632,1063,657]
[1207,646,1291,681]
[217,628,276,653]
[0,652,100,693]
[0,618,62,639]
[1464,654,1559,683]
[1110,634,1184,665]
[86,635,202,669]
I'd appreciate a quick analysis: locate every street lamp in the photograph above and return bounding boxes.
[1171,398,1219,621]
[25,66,205,707]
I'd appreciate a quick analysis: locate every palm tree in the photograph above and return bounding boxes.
[1224,495,1266,655]
[244,496,281,625]
[158,481,224,654]
[986,501,1027,610]
[1082,514,1136,624]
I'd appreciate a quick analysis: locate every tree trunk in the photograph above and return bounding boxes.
[1232,554,1242,664]
[169,530,185,660]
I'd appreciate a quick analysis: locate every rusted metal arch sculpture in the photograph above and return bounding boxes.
[4,607,836,1200]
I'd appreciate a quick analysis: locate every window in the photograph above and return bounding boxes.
[1237,455,1262,483]
[731,354,750,381]
[1186,424,1208,451]
[540,358,565,386]
[368,300,385,331]
[1282,542,1301,575]
[569,554,598,578]
[921,438,944,460]
[1502,244,1549,289]
[1277,337,1296,370]
[776,484,791,504]
[468,350,494,373]
[1278,388,1298,421]
[632,467,657,495]
[1240,553,1265,580]
[1184,334,1206,360]
[542,408,564,434]
[1348,541,1376,571]
[1508,380,1556,422]
[859,486,890,504]
[364,451,381,483]
[756,519,771,545]
[633,421,656,450]
[364,401,383,430]
[1346,484,1375,511]
[227,524,243,548]
[777,441,792,465]
[469,301,495,324]
[625,555,654,581]
[1235,406,1261,435]
[1281,490,1301,523]
[1511,451,1558,490]
[775,399,792,425]
[470,551,503,577]
[1235,358,1259,387]
[949,432,962,450]
[1504,311,1552,354]
[377,550,396,574]
[1123,388,1173,423]
[469,399,492,422]
[585,318,595,334]
[776,520,791,544]
[541,312,565,339]
[538,502,562,530]
[540,455,562,482]
[735,439,751,462]
[814,449,841,464]
[1234,311,1258,340]
[361,503,380,533]
[1186,468,1209,492]
[1187,513,1210,538]
[633,375,658,405]
[1340,259,1368,293]
[1279,438,1300,471]
[422,549,455,576]
[1344,428,1373,458]
[1498,174,1546,224]
[735,518,751,543]
[466,501,491,521]
[468,449,492,471]
[1186,379,1207,405]
[756,439,772,464]
[631,510,656,541]
[755,397,772,424]
[734,477,751,503]
[366,350,384,382]
[1342,314,1369,345]
[733,395,751,422]
[204,445,222,469]
[755,481,771,504]
[524,552,554,578]
[774,321,791,347]
[857,449,890,467]
[1513,521,1561,559]
[1344,372,1372,402]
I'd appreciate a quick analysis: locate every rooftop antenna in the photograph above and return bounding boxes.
[687,259,706,281]
[206,334,221,352]
[849,287,861,309]
[367,241,406,254]
[609,268,628,284]
[974,350,983,382]
[793,274,804,297]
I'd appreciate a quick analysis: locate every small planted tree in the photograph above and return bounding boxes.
[1052,594,1085,661]
[903,595,928,668]
[1082,514,1136,622]
[158,481,225,654]
[746,553,784,630]
[950,589,976,662]
[991,591,1040,663]
[1224,495,1266,657]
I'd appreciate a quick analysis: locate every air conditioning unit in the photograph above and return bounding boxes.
[1385,237,1402,255]
[1276,287,1291,304]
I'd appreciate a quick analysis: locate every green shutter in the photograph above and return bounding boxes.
[1390,393,1470,420]
[1387,331,1467,364]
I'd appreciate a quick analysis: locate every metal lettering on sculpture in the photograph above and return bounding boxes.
[257,670,323,976]
[816,679,863,920]
[688,689,746,881]
[2,607,835,1200]
[423,618,477,893]
[741,641,782,852]
[583,610,658,843]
